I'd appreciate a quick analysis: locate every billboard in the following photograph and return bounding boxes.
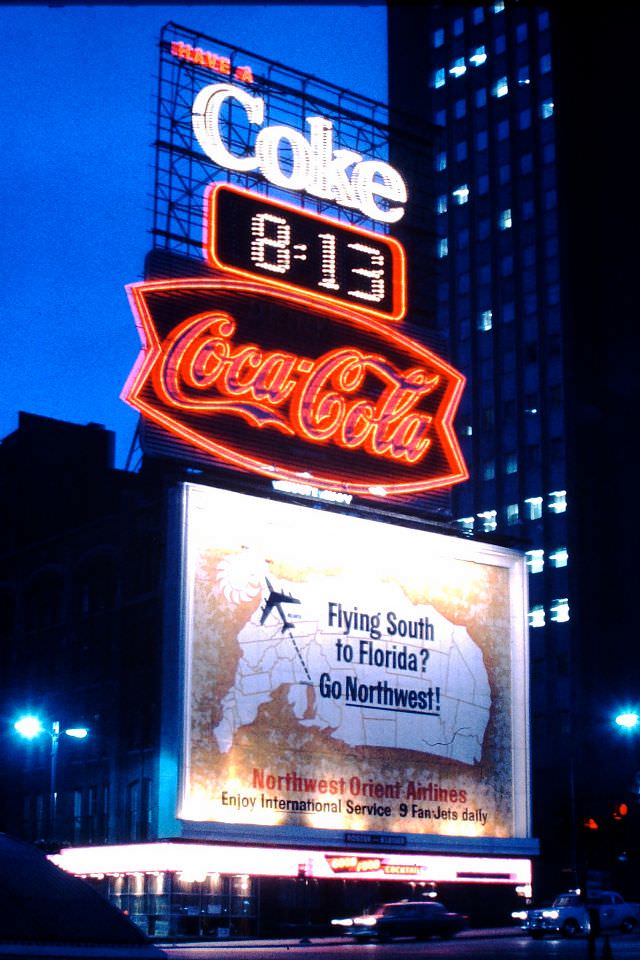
[178,482,531,847]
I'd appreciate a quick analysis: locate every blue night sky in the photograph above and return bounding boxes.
[0,3,387,468]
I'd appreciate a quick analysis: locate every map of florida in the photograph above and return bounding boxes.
[211,578,491,765]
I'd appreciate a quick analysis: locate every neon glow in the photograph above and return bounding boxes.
[50,842,532,885]
[206,184,407,321]
[192,83,408,223]
[121,278,468,495]
[171,41,254,85]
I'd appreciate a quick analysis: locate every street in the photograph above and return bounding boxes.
[161,931,640,960]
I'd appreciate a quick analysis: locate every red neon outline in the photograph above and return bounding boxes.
[121,278,469,495]
[204,183,408,323]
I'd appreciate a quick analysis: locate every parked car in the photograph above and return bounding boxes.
[331,899,469,942]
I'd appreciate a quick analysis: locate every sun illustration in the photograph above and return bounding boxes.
[213,547,268,605]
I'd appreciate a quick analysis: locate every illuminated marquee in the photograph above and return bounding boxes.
[326,856,420,876]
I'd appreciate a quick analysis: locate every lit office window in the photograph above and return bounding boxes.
[457,516,475,534]
[525,496,543,520]
[549,548,568,568]
[434,109,446,126]
[436,195,448,214]
[470,46,487,66]
[473,7,485,23]
[483,460,495,481]
[452,185,470,204]
[499,209,512,230]
[540,99,554,118]
[437,238,448,259]
[497,120,510,140]
[506,503,519,525]
[493,77,509,98]
[550,599,570,623]
[478,309,493,331]
[450,58,467,78]
[529,606,546,629]
[433,28,444,47]
[495,35,506,54]
[493,1,505,12]
[538,10,550,29]
[505,453,518,474]
[453,16,464,35]
[526,549,544,574]
[477,510,497,532]
[477,130,488,150]
[433,68,446,88]
[455,99,467,119]
[436,151,447,171]
[516,23,528,42]
[548,490,567,513]
[476,88,487,108]
[540,53,552,74]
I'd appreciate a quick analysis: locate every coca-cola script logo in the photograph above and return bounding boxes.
[122,278,468,495]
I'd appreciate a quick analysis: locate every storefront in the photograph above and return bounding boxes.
[52,841,533,938]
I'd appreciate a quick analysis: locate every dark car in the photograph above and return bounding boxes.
[0,833,163,958]
[331,899,469,942]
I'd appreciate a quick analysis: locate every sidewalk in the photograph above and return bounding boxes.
[160,926,521,948]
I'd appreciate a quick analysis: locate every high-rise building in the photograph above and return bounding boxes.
[387,1,640,897]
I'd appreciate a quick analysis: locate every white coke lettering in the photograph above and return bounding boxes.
[192,83,408,223]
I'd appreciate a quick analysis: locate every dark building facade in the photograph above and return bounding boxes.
[387,0,640,898]
[0,413,166,850]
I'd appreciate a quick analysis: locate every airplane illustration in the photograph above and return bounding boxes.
[260,577,301,631]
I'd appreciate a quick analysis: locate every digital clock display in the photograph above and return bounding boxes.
[205,183,406,321]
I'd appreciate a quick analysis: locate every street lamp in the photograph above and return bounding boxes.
[615,712,640,731]
[614,710,640,798]
[13,715,89,839]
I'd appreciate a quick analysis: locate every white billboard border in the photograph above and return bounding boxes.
[175,481,533,855]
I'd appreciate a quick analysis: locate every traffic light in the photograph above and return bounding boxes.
[613,803,629,821]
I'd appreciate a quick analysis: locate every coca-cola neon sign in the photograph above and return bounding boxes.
[124,63,468,497]
[122,276,468,495]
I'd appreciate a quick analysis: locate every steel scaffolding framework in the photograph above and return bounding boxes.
[151,22,433,259]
